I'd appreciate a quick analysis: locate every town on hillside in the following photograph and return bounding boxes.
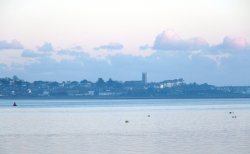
[0,73,250,98]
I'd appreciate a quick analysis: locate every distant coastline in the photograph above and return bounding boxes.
[1,95,250,100]
[1,74,250,99]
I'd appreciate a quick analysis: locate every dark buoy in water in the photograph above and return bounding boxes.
[125,120,129,123]
[13,102,17,106]
[147,115,151,117]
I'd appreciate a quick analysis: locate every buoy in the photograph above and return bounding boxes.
[147,115,151,117]
[125,120,129,123]
[13,102,17,106]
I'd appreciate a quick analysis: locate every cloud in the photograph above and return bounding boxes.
[149,30,250,66]
[50,49,88,62]
[50,52,76,62]
[59,49,88,59]
[94,43,123,50]
[201,53,231,66]
[21,46,81,63]
[139,44,150,50]
[21,50,41,57]
[0,40,23,50]
[0,49,38,68]
[153,30,209,51]
[1,36,249,84]
[72,45,83,50]
[20,44,88,64]
[1,41,250,85]
[152,31,249,53]
[213,36,249,52]
[38,42,54,52]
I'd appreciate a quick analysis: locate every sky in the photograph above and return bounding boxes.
[0,0,250,85]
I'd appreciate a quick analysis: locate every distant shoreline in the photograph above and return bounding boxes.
[1,96,250,100]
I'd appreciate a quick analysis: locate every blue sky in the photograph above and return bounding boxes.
[0,0,250,85]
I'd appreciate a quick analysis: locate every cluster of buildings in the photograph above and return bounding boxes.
[0,73,250,98]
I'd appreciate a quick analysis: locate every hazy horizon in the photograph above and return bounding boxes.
[1,0,250,86]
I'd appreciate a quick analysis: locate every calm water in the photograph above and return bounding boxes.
[0,99,250,154]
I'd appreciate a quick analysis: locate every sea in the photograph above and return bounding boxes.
[0,99,250,154]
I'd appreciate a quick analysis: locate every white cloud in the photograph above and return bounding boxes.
[38,42,54,52]
[153,30,209,51]
[0,49,38,68]
[94,43,123,50]
[149,30,250,65]
[50,52,76,62]
[0,40,23,50]
[139,44,150,50]
[21,49,41,57]
[202,53,231,66]
[212,36,249,52]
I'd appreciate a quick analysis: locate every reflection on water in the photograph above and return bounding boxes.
[0,99,250,154]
